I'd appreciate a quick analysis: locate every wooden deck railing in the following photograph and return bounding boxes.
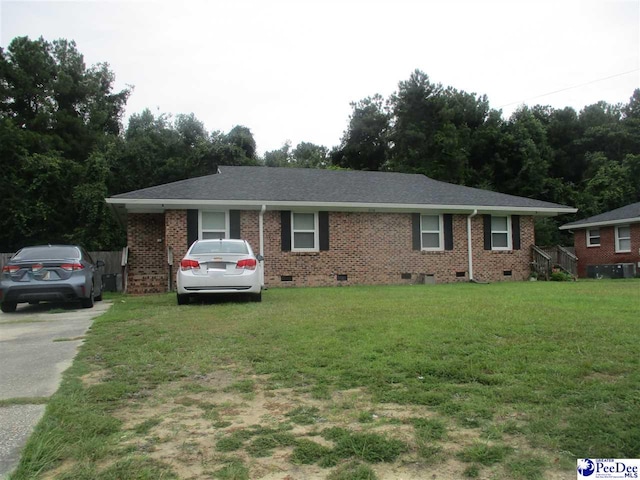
[531,245,552,280]
[539,246,578,278]
[531,245,578,280]
[554,245,578,277]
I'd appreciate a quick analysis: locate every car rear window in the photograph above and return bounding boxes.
[191,241,249,255]
[13,246,80,261]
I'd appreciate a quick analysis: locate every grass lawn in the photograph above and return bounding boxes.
[9,280,640,480]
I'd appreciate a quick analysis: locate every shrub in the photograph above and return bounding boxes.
[327,461,378,480]
[291,439,333,464]
[550,271,573,282]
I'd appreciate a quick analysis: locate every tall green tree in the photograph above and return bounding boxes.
[292,142,329,168]
[491,106,553,199]
[225,125,257,161]
[332,95,390,171]
[264,141,330,168]
[110,111,260,194]
[71,144,125,249]
[1,37,129,160]
[388,70,446,176]
[387,70,496,185]
[264,142,293,167]
[0,36,130,251]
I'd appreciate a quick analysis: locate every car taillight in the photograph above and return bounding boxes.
[180,259,200,270]
[60,263,85,271]
[236,258,257,270]
[2,265,19,274]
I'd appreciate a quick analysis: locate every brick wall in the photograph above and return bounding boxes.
[127,213,167,294]
[471,215,535,282]
[574,223,640,277]
[165,210,188,290]
[263,212,535,287]
[126,210,536,293]
[240,210,260,255]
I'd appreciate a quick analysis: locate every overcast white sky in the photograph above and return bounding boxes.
[1,0,638,154]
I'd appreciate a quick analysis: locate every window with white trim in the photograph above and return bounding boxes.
[491,215,511,250]
[421,214,443,250]
[615,225,631,252]
[200,211,227,239]
[292,212,318,251]
[586,228,600,247]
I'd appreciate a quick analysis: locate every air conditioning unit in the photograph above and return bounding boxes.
[586,264,636,279]
[619,263,637,278]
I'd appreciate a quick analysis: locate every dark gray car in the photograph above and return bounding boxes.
[0,245,104,312]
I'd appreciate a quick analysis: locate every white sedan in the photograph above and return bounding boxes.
[176,239,263,304]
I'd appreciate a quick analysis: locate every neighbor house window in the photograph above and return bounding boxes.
[421,214,443,250]
[200,211,227,239]
[586,228,600,247]
[292,212,318,251]
[615,225,631,252]
[491,216,511,250]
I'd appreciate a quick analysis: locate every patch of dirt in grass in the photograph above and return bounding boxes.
[374,459,464,479]
[80,368,111,387]
[41,460,75,480]
[583,371,624,383]
[106,374,571,480]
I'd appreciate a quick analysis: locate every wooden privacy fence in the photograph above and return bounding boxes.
[89,251,123,275]
[1,251,124,290]
[0,253,13,270]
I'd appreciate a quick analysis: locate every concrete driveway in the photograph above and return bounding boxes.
[0,301,111,479]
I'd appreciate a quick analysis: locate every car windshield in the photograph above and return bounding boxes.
[13,246,80,261]
[190,241,249,255]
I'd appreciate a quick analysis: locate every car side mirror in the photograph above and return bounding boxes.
[256,254,264,262]
[96,260,105,268]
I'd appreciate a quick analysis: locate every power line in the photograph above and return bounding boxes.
[499,69,639,108]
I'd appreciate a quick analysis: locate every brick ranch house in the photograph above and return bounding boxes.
[106,166,576,294]
[560,201,640,278]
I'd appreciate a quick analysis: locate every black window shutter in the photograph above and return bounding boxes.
[412,213,421,250]
[512,215,521,250]
[483,214,492,250]
[443,214,453,251]
[319,211,330,251]
[281,210,291,251]
[229,210,241,239]
[187,209,199,248]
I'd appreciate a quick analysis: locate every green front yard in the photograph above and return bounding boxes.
[11,280,640,479]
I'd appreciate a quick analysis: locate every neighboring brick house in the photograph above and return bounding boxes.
[106,167,576,294]
[560,201,640,278]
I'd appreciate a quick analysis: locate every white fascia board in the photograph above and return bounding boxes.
[559,217,640,230]
[470,205,577,216]
[105,197,577,216]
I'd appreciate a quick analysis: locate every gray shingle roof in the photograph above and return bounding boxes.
[560,201,640,229]
[109,166,574,213]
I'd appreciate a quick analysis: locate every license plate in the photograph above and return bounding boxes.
[206,262,227,270]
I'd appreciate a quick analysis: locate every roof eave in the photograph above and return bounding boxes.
[105,197,576,216]
[559,216,640,230]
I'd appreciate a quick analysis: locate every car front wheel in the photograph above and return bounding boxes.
[177,294,190,305]
[1,302,17,313]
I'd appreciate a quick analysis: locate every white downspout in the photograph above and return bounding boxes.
[259,205,266,288]
[467,209,478,281]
